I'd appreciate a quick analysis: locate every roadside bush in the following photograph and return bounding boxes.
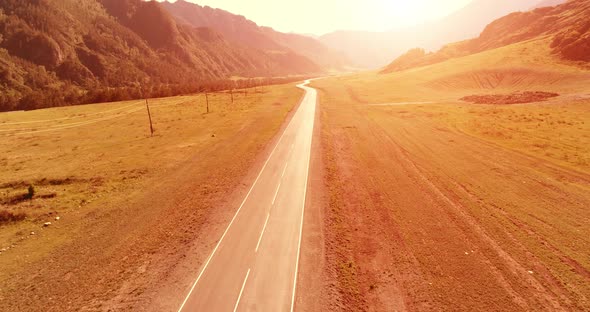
[26,184,35,199]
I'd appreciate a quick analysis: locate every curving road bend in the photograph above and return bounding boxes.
[177,80,317,312]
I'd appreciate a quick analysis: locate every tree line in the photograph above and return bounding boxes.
[0,77,311,112]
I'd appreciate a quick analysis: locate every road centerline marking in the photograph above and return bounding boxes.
[233,268,251,312]
[272,160,290,205]
[255,214,271,253]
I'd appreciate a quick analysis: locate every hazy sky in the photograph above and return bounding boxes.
[159,0,473,35]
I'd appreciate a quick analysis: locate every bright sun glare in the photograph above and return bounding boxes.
[385,0,421,16]
[385,0,424,26]
[383,0,466,28]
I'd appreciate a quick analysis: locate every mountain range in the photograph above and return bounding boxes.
[0,0,337,111]
[0,0,576,112]
[319,0,567,69]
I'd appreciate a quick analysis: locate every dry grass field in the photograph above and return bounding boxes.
[306,39,590,311]
[0,84,303,311]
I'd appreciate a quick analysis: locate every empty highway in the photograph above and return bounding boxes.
[177,80,317,312]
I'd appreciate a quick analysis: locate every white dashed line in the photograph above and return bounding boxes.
[233,268,251,312]
[255,214,271,253]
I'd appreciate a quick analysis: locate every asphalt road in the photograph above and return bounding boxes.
[177,80,317,312]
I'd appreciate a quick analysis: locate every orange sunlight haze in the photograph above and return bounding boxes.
[158,0,473,34]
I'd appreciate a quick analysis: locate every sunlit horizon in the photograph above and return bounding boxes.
[156,0,473,35]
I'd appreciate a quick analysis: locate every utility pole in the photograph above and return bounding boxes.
[205,92,209,113]
[230,89,234,104]
[145,98,154,137]
[141,82,154,137]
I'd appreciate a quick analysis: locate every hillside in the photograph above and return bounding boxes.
[319,0,562,68]
[160,0,348,70]
[382,0,590,74]
[0,0,320,112]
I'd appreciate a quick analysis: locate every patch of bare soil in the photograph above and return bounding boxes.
[461,91,559,104]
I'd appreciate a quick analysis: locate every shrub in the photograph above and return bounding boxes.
[26,184,35,199]
[0,210,26,224]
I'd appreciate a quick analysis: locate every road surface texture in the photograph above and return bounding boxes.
[177,81,317,312]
